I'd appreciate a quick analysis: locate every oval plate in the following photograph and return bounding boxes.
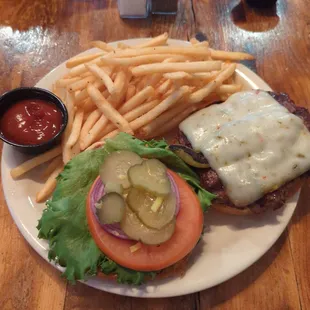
[1,39,298,298]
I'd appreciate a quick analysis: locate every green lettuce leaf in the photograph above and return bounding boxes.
[99,257,156,285]
[37,133,215,284]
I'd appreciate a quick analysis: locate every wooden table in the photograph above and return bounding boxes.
[0,0,310,309]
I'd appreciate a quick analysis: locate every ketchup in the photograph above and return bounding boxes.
[0,99,63,145]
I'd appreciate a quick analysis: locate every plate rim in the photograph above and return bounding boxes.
[1,38,297,298]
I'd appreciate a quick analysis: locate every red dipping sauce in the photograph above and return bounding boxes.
[0,99,63,145]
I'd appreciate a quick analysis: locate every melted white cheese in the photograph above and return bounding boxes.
[179,90,310,206]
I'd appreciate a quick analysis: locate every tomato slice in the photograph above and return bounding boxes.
[86,170,203,271]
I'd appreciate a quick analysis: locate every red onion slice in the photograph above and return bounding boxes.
[89,171,180,240]
[167,172,180,216]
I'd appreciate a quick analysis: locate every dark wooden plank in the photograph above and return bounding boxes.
[64,284,197,310]
[288,179,310,309]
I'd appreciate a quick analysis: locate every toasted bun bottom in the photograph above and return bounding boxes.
[211,177,305,216]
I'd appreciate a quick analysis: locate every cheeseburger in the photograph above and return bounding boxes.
[171,90,310,214]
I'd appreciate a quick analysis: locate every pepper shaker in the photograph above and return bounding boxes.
[245,0,277,8]
[151,0,178,15]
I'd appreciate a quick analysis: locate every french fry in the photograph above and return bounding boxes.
[80,114,109,150]
[128,86,191,131]
[62,147,72,165]
[135,33,169,48]
[98,99,160,139]
[132,76,142,86]
[210,49,254,60]
[157,79,172,95]
[75,80,104,105]
[52,86,67,103]
[83,111,91,122]
[119,86,154,114]
[141,57,178,88]
[190,72,219,80]
[163,71,192,80]
[56,77,81,87]
[100,86,189,140]
[10,146,62,179]
[138,105,186,138]
[217,84,242,94]
[85,140,106,151]
[138,93,219,138]
[163,71,219,81]
[193,41,209,48]
[67,75,96,93]
[162,85,176,98]
[41,156,63,179]
[36,164,63,203]
[131,61,222,76]
[80,71,93,78]
[108,70,128,105]
[87,84,133,134]
[69,57,102,77]
[103,46,211,59]
[188,63,237,104]
[122,100,159,124]
[144,74,162,89]
[79,109,101,147]
[82,97,96,113]
[101,54,188,67]
[125,84,136,102]
[86,64,115,94]
[151,98,220,138]
[62,92,76,164]
[62,91,75,143]
[117,42,131,49]
[71,141,81,158]
[67,109,84,148]
[190,38,200,45]
[91,40,114,52]
[136,76,148,92]
[149,106,195,139]
[66,52,105,68]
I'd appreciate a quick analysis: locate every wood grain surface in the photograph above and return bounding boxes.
[0,0,310,309]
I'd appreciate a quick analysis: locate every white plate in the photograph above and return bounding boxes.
[1,39,298,298]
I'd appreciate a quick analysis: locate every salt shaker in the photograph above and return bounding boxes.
[117,0,150,19]
[117,0,178,18]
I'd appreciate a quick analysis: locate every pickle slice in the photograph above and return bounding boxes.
[104,182,123,195]
[120,206,175,245]
[127,187,176,230]
[99,151,143,189]
[96,193,125,224]
[128,159,171,196]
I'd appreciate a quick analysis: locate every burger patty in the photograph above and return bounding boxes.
[178,91,310,213]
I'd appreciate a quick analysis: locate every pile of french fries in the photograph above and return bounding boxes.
[10,33,254,203]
